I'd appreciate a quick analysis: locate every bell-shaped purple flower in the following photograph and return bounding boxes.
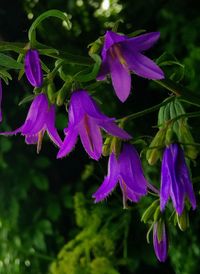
[25,49,43,88]
[57,90,131,160]
[0,79,2,122]
[92,143,147,205]
[97,31,164,102]
[160,143,196,215]
[0,94,62,153]
[153,221,168,262]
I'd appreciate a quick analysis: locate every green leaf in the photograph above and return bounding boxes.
[33,174,49,191]
[38,220,53,235]
[0,53,23,69]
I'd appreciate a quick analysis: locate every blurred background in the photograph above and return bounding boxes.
[0,0,200,273]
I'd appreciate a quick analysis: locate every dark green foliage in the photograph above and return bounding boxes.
[1,0,200,274]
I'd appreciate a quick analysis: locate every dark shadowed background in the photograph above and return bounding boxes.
[0,0,200,273]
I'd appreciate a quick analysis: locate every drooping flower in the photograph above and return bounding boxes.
[92,143,148,205]
[0,79,2,122]
[0,93,62,153]
[25,49,43,87]
[97,31,164,102]
[153,220,168,262]
[57,90,131,160]
[160,143,196,215]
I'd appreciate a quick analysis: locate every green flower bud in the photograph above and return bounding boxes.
[146,128,167,165]
[110,137,122,157]
[56,77,72,106]
[177,210,189,231]
[47,81,56,103]
[141,199,159,224]
[102,136,112,156]
[179,121,198,160]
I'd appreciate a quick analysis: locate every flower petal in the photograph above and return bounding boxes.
[71,90,112,122]
[99,120,132,139]
[153,222,168,262]
[46,105,62,147]
[92,153,119,202]
[57,128,78,159]
[21,94,48,135]
[102,31,126,60]
[119,143,147,195]
[109,56,131,102]
[175,145,196,210]
[120,32,160,52]
[25,49,43,87]
[123,50,164,80]
[160,147,171,212]
[25,134,38,144]
[78,115,102,160]
[96,60,109,80]
[119,179,141,202]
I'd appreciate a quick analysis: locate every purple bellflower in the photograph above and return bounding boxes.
[97,31,164,102]
[0,79,2,122]
[0,94,62,153]
[25,49,43,88]
[153,221,168,262]
[92,143,148,206]
[57,90,131,160]
[160,143,196,216]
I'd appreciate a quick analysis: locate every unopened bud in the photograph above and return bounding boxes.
[177,210,189,231]
[110,137,121,157]
[141,199,159,224]
[47,81,56,104]
[102,136,112,156]
[56,77,72,106]
[146,128,167,165]
[179,122,198,160]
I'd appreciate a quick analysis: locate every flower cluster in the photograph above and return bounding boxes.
[0,27,197,264]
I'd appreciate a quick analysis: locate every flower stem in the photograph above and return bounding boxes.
[155,78,200,107]
[118,96,174,123]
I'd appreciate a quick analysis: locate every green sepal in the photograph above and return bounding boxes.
[102,137,112,156]
[177,210,189,231]
[146,128,167,165]
[56,76,72,106]
[18,95,35,106]
[141,199,159,224]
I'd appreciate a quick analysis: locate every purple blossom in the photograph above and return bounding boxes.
[97,31,164,102]
[0,94,62,153]
[160,143,196,215]
[153,221,168,262]
[57,90,131,160]
[92,143,148,205]
[25,49,43,88]
[0,79,2,122]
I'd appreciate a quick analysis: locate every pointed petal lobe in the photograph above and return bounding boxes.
[92,153,119,202]
[78,115,102,160]
[57,128,78,159]
[123,50,164,80]
[109,56,131,102]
